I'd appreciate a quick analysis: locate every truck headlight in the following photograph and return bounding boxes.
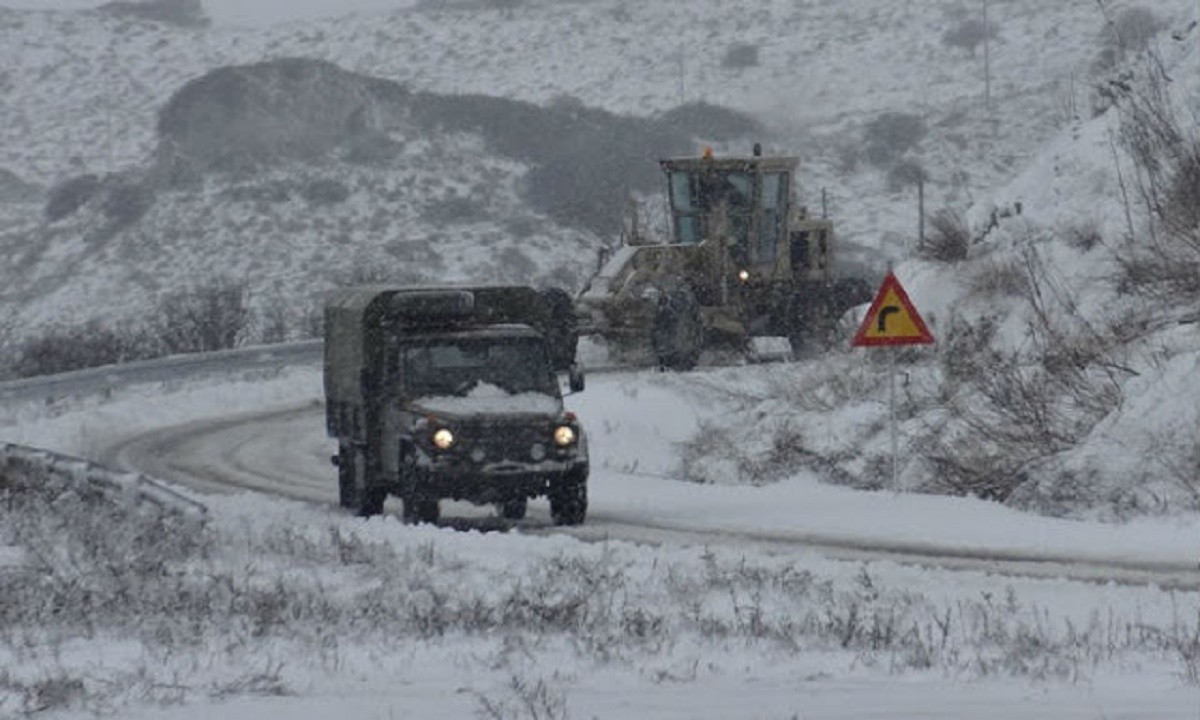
[432,428,455,450]
[553,425,576,447]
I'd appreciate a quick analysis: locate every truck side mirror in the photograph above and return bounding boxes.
[567,363,585,394]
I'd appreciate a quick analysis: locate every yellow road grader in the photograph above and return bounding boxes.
[574,144,870,369]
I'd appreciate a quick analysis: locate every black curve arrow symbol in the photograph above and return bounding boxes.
[877,306,900,333]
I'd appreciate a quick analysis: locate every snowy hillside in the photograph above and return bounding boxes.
[1,0,1195,348]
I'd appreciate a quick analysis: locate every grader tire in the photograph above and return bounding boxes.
[539,287,579,371]
[651,287,703,371]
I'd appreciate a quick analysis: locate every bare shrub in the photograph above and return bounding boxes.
[101,176,156,229]
[721,43,759,69]
[921,254,1126,501]
[964,253,1029,299]
[862,112,926,168]
[255,294,292,345]
[12,321,156,377]
[420,195,487,225]
[157,279,250,354]
[1104,59,1200,299]
[938,314,999,385]
[1063,219,1103,252]
[942,17,998,57]
[887,158,927,193]
[919,209,969,262]
[656,101,763,142]
[44,174,100,221]
[475,675,570,720]
[922,354,1086,500]
[1095,6,1164,70]
[298,178,349,205]
[1160,142,1200,238]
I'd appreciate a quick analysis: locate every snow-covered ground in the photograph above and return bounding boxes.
[3,362,1199,718]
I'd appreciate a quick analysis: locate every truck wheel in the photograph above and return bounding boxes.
[341,445,386,517]
[652,287,702,371]
[337,444,355,509]
[498,498,528,520]
[402,497,439,524]
[357,487,387,517]
[550,469,587,526]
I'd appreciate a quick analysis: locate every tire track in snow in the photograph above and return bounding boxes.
[100,403,1200,591]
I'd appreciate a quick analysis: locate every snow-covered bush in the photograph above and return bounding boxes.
[9,320,157,378]
[720,42,759,70]
[942,17,998,58]
[43,174,100,222]
[156,279,251,354]
[919,208,970,262]
[1094,6,1165,70]
[862,112,926,168]
[1106,59,1200,300]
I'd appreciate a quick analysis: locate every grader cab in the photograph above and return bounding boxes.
[577,145,868,369]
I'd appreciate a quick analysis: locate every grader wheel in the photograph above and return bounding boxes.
[651,287,703,371]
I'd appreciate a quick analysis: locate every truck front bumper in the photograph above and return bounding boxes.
[405,452,588,504]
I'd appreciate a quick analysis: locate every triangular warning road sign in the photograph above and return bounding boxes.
[851,271,934,347]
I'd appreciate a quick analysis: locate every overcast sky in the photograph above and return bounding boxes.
[5,0,416,26]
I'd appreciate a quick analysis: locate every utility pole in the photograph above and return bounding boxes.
[917,174,925,253]
[983,0,991,111]
[105,39,117,171]
[677,44,686,105]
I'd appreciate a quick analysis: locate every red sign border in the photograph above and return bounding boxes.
[851,271,935,347]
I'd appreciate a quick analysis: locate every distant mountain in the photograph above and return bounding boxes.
[98,0,210,28]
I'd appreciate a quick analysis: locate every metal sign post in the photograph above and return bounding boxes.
[889,345,898,488]
[851,268,934,488]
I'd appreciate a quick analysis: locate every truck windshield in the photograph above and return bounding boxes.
[400,337,557,397]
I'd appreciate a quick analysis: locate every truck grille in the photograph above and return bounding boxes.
[456,422,547,463]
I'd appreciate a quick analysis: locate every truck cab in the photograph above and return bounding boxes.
[324,286,588,525]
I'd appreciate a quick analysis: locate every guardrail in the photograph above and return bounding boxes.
[0,339,323,405]
[1,442,209,519]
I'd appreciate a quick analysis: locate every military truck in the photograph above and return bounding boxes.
[324,285,588,524]
[577,145,870,369]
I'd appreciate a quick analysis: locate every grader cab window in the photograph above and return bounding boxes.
[755,172,789,264]
[668,170,753,248]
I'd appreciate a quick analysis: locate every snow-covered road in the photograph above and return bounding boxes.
[90,370,1200,591]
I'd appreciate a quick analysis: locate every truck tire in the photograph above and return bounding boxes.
[401,469,440,524]
[549,468,587,526]
[651,287,703,371]
[340,445,387,517]
[337,444,355,509]
[539,287,579,371]
[402,497,440,524]
[357,487,387,517]
[498,498,528,520]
